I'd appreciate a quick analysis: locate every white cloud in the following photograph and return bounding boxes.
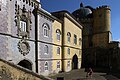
[115,39,120,42]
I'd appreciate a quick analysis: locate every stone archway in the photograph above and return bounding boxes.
[18,59,32,70]
[72,54,78,69]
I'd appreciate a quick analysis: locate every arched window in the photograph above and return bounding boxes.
[20,21,27,32]
[57,47,60,55]
[74,34,77,44]
[68,48,70,55]
[79,38,82,45]
[43,23,49,37]
[56,29,61,41]
[67,61,70,68]
[57,61,60,68]
[44,62,48,71]
[44,45,48,54]
[67,32,71,43]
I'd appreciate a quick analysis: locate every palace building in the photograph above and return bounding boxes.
[0,0,120,76]
[0,0,82,76]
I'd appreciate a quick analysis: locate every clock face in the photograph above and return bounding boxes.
[18,40,30,56]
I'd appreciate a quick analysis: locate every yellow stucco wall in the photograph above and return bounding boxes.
[63,17,82,72]
[52,20,62,73]
[64,17,82,49]
[52,16,82,72]
[52,60,62,73]
[52,20,62,45]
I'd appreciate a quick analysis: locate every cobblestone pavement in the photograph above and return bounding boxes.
[49,69,120,80]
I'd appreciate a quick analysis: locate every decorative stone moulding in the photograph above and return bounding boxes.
[15,3,32,39]
[18,39,30,56]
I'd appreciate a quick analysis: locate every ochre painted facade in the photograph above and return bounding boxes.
[52,19,62,73]
[51,11,83,72]
[63,17,82,71]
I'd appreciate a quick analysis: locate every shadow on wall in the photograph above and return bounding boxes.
[0,58,52,80]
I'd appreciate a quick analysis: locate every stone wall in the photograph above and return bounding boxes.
[0,58,52,80]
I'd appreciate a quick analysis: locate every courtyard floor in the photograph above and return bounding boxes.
[49,69,120,80]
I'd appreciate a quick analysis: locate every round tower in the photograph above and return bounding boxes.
[93,6,111,33]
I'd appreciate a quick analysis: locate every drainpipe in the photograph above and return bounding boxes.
[33,7,38,73]
[61,16,65,72]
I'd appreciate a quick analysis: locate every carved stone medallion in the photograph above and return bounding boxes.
[18,39,30,56]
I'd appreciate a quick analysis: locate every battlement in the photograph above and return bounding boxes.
[96,5,110,10]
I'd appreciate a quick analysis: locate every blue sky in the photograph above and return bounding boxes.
[40,0,120,41]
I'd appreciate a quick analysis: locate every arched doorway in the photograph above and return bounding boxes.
[18,60,32,70]
[72,54,78,69]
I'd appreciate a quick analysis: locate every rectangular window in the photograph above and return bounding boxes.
[44,45,48,54]
[57,47,60,55]
[57,61,60,68]
[20,21,27,32]
[44,29,47,36]
[68,48,70,55]
[79,38,82,45]
[68,36,70,42]
[57,33,60,41]
[74,35,77,44]
[67,61,70,67]
[43,24,49,37]
[45,66,48,70]
[44,62,48,71]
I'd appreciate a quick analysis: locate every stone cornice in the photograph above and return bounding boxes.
[64,13,83,29]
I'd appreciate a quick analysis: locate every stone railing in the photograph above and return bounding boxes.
[0,59,52,80]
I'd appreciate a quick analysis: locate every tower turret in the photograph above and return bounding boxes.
[93,5,111,33]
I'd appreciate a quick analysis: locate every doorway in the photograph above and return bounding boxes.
[72,54,78,69]
[18,59,32,70]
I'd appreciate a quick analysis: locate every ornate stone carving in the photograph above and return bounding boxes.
[18,39,30,56]
[14,3,32,39]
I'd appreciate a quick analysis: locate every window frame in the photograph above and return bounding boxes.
[43,23,49,37]
[67,61,70,68]
[57,61,60,69]
[67,48,70,55]
[44,62,49,71]
[57,47,60,55]
[79,38,82,45]
[56,29,61,41]
[74,34,77,45]
[20,21,27,32]
[44,45,48,55]
[67,32,71,43]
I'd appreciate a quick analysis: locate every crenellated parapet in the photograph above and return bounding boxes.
[95,5,110,11]
[93,5,111,33]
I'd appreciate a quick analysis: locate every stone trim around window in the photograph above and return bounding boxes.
[67,32,71,43]
[56,29,61,41]
[42,23,50,37]
[15,4,32,39]
[44,61,49,71]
